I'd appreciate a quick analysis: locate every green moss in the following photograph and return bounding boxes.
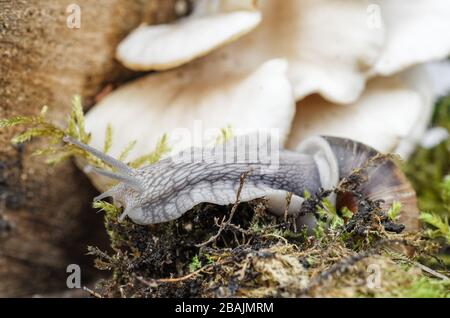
[387,201,402,221]
[102,124,113,154]
[0,96,171,172]
[404,96,450,217]
[404,95,450,244]
[399,277,450,298]
[0,96,102,167]
[89,181,446,298]
[215,124,233,144]
[188,255,202,273]
[420,212,450,244]
[129,133,170,168]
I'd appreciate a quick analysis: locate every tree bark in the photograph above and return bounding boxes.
[0,0,175,297]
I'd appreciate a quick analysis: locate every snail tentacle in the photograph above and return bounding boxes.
[86,165,143,191]
[64,136,144,191]
[63,136,133,175]
[93,188,117,202]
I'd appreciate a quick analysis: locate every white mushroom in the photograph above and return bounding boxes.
[371,0,450,77]
[287,66,436,158]
[84,59,295,191]
[85,0,450,193]
[422,60,450,97]
[116,0,261,71]
[117,0,450,106]
[242,0,384,104]
[117,0,385,103]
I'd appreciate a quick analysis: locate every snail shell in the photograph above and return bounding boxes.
[326,136,418,230]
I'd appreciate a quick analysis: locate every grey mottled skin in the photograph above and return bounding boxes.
[65,135,322,224]
[124,149,321,224]
[100,136,323,224]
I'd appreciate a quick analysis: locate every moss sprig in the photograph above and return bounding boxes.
[0,96,171,170]
[404,95,450,217]
[420,212,450,244]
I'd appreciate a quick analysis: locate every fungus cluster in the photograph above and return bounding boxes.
[82,0,450,191]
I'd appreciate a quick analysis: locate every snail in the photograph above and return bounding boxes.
[63,134,418,230]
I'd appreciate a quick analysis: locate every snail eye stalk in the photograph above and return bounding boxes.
[63,136,133,175]
[63,136,144,191]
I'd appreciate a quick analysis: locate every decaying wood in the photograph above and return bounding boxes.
[0,0,176,297]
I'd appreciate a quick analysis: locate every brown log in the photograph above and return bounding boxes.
[0,0,175,297]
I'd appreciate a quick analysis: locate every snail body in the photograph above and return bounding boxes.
[64,135,418,230]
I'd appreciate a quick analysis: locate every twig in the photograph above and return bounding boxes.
[411,260,449,280]
[226,223,249,234]
[391,256,450,280]
[136,260,232,285]
[196,171,251,247]
[383,241,450,280]
[137,271,198,284]
[262,233,289,244]
[83,286,102,298]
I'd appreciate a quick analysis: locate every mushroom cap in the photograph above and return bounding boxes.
[117,0,386,103]
[117,0,450,105]
[116,0,261,71]
[116,0,450,106]
[180,0,385,104]
[371,0,450,77]
[256,0,384,104]
[422,61,450,98]
[287,66,435,158]
[84,59,295,191]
